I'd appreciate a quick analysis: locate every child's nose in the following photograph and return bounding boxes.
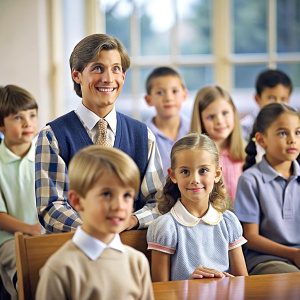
[288,135,296,144]
[191,173,200,184]
[164,91,173,100]
[23,118,31,127]
[215,113,225,123]
[111,197,124,210]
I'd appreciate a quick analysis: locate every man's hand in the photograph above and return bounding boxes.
[125,215,139,230]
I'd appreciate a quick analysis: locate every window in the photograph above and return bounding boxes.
[231,0,300,116]
[63,0,300,120]
[100,0,214,120]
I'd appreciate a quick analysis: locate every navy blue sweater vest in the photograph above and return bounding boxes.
[48,111,148,210]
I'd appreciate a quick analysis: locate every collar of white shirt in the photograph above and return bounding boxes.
[171,199,223,227]
[72,226,125,261]
[0,140,35,163]
[76,102,117,136]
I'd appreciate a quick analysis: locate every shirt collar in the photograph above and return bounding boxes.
[148,115,190,140]
[76,102,117,135]
[147,118,165,138]
[72,226,125,261]
[171,199,222,226]
[260,156,300,182]
[0,140,35,163]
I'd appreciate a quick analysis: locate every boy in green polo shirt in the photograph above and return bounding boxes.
[0,85,40,300]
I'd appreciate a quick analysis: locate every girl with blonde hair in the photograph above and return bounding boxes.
[147,133,248,281]
[190,85,245,201]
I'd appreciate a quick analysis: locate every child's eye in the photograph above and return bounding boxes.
[102,191,111,197]
[207,115,214,120]
[296,130,300,135]
[124,193,133,200]
[14,116,21,120]
[157,91,164,95]
[30,113,37,119]
[173,89,179,94]
[222,111,229,116]
[278,131,287,136]
[180,169,189,175]
[199,168,209,174]
[268,95,276,101]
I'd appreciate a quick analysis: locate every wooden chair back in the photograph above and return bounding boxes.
[15,231,74,300]
[120,229,150,264]
[15,229,149,300]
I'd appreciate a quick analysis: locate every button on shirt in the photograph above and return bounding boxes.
[234,156,300,270]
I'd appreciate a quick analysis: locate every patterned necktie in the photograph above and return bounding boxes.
[96,119,111,147]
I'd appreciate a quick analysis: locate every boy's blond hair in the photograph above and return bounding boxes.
[145,66,186,95]
[68,145,140,198]
[190,85,245,161]
[0,85,38,126]
[69,34,131,98]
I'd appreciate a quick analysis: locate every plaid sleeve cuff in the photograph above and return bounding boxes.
[133,203,161,229]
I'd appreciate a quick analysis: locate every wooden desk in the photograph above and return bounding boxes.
[152,272,300,300]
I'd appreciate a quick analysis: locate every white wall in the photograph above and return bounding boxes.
[0,0,52,130]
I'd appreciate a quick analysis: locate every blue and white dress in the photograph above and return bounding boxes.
[147,200,247,280]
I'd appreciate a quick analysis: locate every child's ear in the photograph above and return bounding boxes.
[254,93,262,107]
[255,132,267,149]
[182,89,188,102]
[68,190,84,212]
[144,95,153,107]
[72,69,81,84]
[167,168,177,184]
[214,166,222,183]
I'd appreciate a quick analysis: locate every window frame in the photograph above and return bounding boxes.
[87,0,300,119]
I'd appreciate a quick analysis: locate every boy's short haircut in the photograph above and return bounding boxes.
[146,66,186,95]
[0,85,38,126]
[69,34,131,97]
[68,145,140,198]
[256,69,293,96]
